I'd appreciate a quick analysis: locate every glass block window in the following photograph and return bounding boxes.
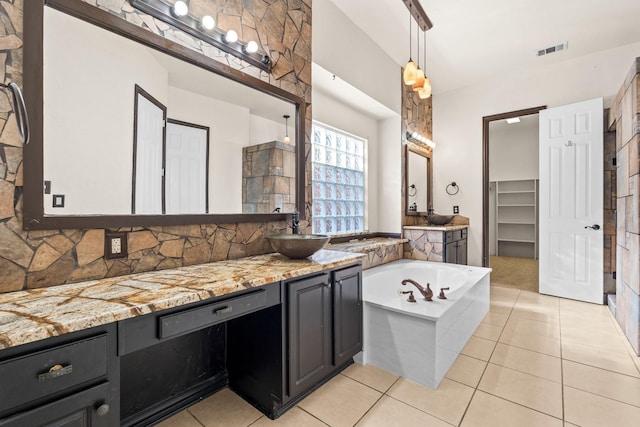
[311,122,366,235]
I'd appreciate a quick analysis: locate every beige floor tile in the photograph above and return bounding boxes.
[156,410,202,427]
[445,354,487,388]
[482,310,509,327]
[189,389,262,427]
[473,322,503,341]
[460,390,563,427]
[356,396,453,427]
[489,343,561,382]
[510,302,560,323]
[561,327,630,355]
[341,362,400,393]
[564,386,640,427]
[387,378,474,426]
[298,374,381,427]
[251,407,326,427]
[498,328,561,357]
[478,363,562,418]
[516,291,560,306]
[490,286,521,301]
[562,360,640,407]
[461,336,497,361]
[561,340,640,377]
[490,300,514,314]
[502,316,560,341]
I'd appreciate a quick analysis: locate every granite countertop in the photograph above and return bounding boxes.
[0,250,364,350]
[403,225,468,231]
[328,237,408,252]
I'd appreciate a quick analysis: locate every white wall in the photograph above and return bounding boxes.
[313,1,401,114]
[378,118,403,232]
[313,1,403,233]
[312,90,380,231]
[489,119,539,182]
[433,41,640,266]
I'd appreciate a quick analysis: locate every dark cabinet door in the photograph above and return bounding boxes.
[333,266,362,367]
[457,238,468,265]
[287,273,332,398]
[0,383,110,427]
[445,241,457,263]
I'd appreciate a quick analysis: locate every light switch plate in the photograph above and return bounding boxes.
[105,231,127,260]
[52,194,65,208]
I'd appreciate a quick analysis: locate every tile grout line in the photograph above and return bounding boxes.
[294,405,332,426]
[457,288,519,426]
[186,408,208,427]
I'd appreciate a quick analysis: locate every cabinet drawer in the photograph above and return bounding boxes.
[159,289,267,339]
[0,334,108,413]
[445,231,454,242]
[461,228,467,239]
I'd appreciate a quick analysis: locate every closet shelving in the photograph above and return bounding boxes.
[494,179,538,259]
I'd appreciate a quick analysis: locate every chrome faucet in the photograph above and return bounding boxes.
[401,279,433,301]
[291,209,300,234]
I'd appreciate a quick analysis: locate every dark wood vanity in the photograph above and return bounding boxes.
[0,257,362,426]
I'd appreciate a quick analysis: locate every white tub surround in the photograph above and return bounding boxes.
[358,259,490,388]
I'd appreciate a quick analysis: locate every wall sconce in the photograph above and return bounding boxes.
[406,131,435,149]
[130,0,272,72]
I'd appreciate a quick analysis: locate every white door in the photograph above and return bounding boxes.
[165,121,208,214]
[134,90,165,214]
[539,98,603,303]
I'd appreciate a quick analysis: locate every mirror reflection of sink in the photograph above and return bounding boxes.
[427,214,455,225]
[266,234,330,259]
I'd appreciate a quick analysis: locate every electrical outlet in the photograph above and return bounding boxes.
[105,231,127,259]
[111,237,122,255]
[453,205,459,214]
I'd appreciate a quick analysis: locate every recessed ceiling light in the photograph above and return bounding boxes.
[506,117,521,124]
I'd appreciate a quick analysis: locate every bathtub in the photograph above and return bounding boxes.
[356,259,491,388]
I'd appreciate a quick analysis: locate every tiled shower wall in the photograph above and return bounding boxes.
[610,57,640,355]
[0,0,312,293]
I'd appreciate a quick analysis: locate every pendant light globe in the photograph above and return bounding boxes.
[403,60,418,85]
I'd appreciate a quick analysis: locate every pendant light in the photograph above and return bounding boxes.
[412,28,425,91]
[418,29,432,99]
[283,114,291,144]
[403,5,417,86]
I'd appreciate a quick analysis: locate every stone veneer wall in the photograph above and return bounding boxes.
[401,70,433,227]
[0,0,312,293]
[610,58,640,355]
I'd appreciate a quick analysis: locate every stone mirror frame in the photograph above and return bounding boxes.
[22,0,306,230]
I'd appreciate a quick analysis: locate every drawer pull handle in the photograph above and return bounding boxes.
[38,364,73,382]
[214,306,232,316]
[96,403,110,417]
[337,279,343,285]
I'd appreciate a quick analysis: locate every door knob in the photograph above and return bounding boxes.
[584,224,600,230]
[96,403,109,416]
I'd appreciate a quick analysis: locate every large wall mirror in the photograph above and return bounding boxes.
[405,145,432,215]
[23,0,305,230]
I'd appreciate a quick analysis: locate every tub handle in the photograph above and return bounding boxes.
[438,287,450,299]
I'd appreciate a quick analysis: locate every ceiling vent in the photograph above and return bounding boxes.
[537,42,568,57]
